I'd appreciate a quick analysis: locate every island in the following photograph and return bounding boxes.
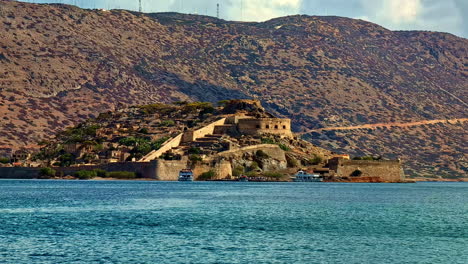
[0,100,407,182]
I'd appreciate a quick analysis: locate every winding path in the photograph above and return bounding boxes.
[299,118,467,134]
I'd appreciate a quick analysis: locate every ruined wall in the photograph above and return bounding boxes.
[181,118,227,143]
[238,118,293,138]
[153,157,189,181]
[330,160,404,182]
[140,133,183,162]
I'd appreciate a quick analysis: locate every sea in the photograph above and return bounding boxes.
[0,180,466,264]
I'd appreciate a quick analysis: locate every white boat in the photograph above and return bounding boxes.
[178,169,194,181]
[293,170,323,182]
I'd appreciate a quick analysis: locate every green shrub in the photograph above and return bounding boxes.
[151,137,170,150]
[232,166,244,177]
[107,171,137,179]
[189,154,203,162]
[160,120,175,127]
[353,156,379,161]
[39,167,56,177]
[182,102,213,113]
[217,100,230,106]
[0,157,10,164]
[278,144,291,151]
[198,170,216,181]
[248,161,260,171]
[308,154,323,165]
[93,169,108,177]
[138,128,149,134]
[134,143,152,155]
[58,153,75,167]
[74,170,97,180]
[245,171,258,177]
[160,152,181,160]
[188,147,201,155]
[261,138,275,144]
[138,103,175,115]
[264,172,283,180]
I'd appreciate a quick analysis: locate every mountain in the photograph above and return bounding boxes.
[0,1,466,178]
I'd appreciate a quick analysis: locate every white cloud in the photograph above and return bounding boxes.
[360,0,422,25]
[357,0,464,36]
[228,0,302,21]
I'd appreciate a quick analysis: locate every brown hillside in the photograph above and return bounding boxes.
[0,1,466,177]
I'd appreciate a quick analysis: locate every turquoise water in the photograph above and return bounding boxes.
[0,180,467,264]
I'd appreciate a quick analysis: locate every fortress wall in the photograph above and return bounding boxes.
[213,125,237,135]
[153,157,188,181]
[238,118,293,138]
[193,159,232,180]
[56,162,157,178]
[182,118,227,142]
[140,133,183,162]
[333,160,404,182]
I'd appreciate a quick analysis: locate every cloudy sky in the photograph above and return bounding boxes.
[25,0,467,38]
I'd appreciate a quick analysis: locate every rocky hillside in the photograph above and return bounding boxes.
[0,1,466,177]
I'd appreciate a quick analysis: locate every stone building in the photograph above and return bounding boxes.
[237,118,293,138]
[328,157,405,182]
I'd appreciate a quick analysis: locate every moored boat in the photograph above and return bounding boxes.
[178,169,194,181]
[238,175,249,182]
[292,170,323,182]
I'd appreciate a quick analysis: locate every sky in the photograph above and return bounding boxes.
[23,0,468,38]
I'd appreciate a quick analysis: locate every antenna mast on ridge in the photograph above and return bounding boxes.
[217,3,219,18]
[139,0,142,12]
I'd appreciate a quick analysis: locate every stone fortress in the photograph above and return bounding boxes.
[0,100,405,182]
[132,99,403,182]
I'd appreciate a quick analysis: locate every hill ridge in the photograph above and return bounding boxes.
[0,0,466,178]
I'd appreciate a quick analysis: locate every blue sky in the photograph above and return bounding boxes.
[23,0,467,38]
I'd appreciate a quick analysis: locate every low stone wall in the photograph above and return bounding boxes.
[56,162,157,178]
[330,159,404,182]
[0,167,41,179]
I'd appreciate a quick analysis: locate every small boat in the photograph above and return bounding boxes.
[292,170,323,182]
[238,175,249,182]
[178,169,194,181]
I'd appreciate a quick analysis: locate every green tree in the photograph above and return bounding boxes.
[39,167,56,177]
[107,171,136,179]
[189,154,203,162]
[232,166,244,177]
[198,170,216,181]
[74,170,97,180]
[93,169,108,177]
[0,157,10,164]
[264,172,283,180]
